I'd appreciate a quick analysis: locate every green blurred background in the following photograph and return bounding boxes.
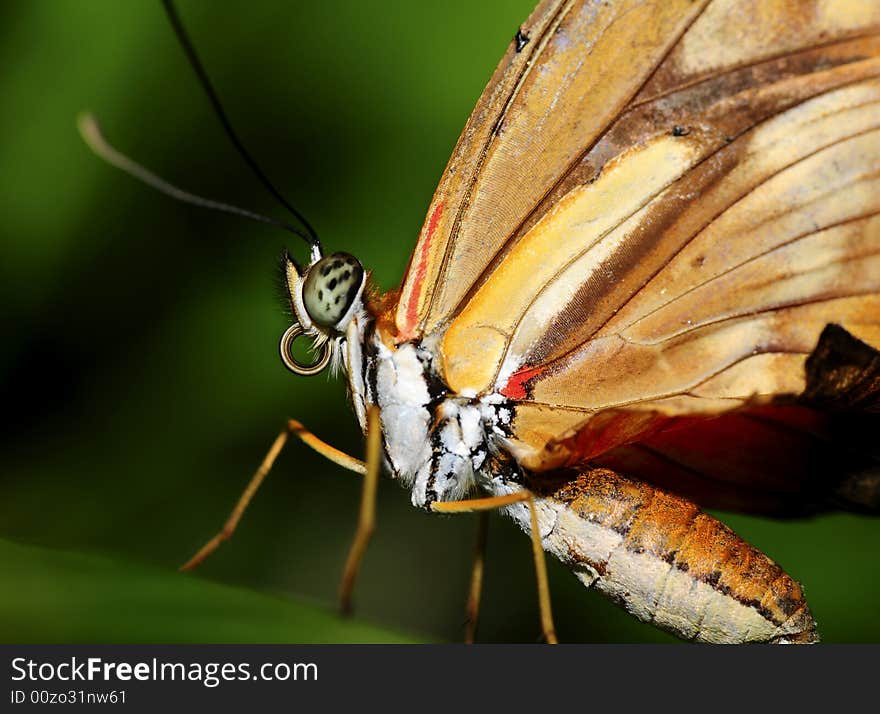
[1,0,877,643]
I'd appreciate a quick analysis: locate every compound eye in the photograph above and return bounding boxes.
[302,252,364,328]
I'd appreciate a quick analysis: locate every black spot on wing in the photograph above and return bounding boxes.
[803,323,880,410]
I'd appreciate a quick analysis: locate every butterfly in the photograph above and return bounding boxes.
[85,0,880,643]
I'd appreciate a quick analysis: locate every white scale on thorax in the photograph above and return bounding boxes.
[343,314,515,507]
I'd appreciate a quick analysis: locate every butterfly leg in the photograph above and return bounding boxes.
[338,406,382,615]
[432,492,558,644]
[464,512,489,643]
[180,418,365,572]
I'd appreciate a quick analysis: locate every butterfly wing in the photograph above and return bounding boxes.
[393,0,880,513]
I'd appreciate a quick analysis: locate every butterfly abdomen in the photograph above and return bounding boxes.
[515,469,818,644]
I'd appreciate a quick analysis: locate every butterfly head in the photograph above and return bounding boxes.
[280,248,367,375]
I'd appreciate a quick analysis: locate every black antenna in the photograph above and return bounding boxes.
[78,113,316,244]
[161,0,321,249]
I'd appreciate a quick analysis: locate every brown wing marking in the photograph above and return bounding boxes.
[637,0,880,103]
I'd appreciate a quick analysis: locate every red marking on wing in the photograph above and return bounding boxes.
[592,406,842,514]
[566,411,694,462]
[400,201,445,341]
[500,365,545,400]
